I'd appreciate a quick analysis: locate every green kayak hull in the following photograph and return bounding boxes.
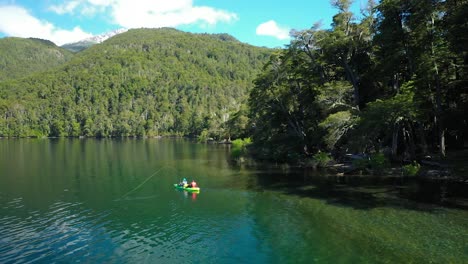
[173,184,200,192]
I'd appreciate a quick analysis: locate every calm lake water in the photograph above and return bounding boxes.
[0,139,467,263]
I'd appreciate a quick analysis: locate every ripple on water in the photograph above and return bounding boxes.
[0,198,118,263]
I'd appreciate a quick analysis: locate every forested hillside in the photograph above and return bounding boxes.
[0,28,271,137]
[61,40,95,53]
[248,0,468,162]
[0,37,73,81]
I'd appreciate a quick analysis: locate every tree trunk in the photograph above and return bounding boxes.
[275,98,308,155]
[407,122,416,160]
[392,122,399,158]
[342,58,360,109]
[434,60,445,158]
[440,128,446,157]
[417,123,428,156]
[393,73,400,93]
[430,13,446,157]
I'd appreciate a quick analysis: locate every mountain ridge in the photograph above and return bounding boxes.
[0,37,73,81]
[0,28,272,138]
[61,28,128,52]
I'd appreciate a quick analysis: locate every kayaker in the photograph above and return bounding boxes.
[191,180,197,188]
[179,178,188,187]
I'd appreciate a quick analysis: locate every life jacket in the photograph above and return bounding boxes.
[191,181,197,187]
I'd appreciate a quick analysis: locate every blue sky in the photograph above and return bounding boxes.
[0,0,367,47]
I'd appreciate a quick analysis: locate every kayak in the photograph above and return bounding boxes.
[173,184,200,192]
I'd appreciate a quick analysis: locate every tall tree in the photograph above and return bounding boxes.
[249,48,321,161]
[443,0,468,150]
[406,0,452,157]
[319,0,375,108]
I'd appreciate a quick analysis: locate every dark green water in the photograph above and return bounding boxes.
[0,139,467,263]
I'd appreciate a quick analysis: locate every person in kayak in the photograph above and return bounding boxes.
[190,180,197,188]
[179,178,188,187]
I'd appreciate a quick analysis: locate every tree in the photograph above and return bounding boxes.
[320,0,375,108]
[0,28,272,138]
[249,48,321,161]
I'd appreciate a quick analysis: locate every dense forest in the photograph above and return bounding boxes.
[0,28,271,138]
[1,0,467,166]
[0,37,73,81]
[247,0,468,163]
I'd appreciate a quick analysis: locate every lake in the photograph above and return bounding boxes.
[0,139,467,263]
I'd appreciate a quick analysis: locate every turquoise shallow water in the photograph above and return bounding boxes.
[0,139,467,263]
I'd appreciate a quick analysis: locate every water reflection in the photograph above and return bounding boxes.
[175,190,198,201]
[235,165,468,211]
[0,139,467,263]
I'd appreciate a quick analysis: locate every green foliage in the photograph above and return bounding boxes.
[369,153,390,172]
[0,29,271,138]
[0,38,73,81]
[61,41,96,52]
[312,151,332,168]
[231,138,252,159]
[247,0,468,163]
[317,81,354,113]
[352,158,369,170]
[248,49,322,161]
[248,0,376,162]
[319,111,358,149]
[226,104,250,139]
[351,81,422,152]
[402,161,421,176]
[198,129,210,143]
[2,0,467,164]
[351,153,389,173]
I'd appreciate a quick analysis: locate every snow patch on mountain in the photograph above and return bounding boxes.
[61,28,127,52]
[83,28,128,44]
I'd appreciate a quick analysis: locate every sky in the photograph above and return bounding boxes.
[0,0,368,48]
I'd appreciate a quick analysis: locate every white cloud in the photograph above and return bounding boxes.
[86,0,114,6]
[0,5,92,45]
[111,1,237,28]
[80,5,99,16]
[0,0,238,45]
[49,0,238,28]
[110,0,237,28]
[49,1,81,15]
[256,20,290,40]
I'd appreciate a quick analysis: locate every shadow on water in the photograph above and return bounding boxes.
[241,165,468,212]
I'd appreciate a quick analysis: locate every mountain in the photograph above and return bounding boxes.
[60,40,95,53]
[0,37,73,81]
[0,28,272,138]
[61,28,128,52]
[82,28,128,43]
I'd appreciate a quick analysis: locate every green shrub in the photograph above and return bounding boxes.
[231,138,252,159]
[198,129,210,142]
[352,158,369,170]
[232,138,251,148]
[369,152,389,172]
[403,161,421,176]
[351,153,389,173]
[313,151,332,167]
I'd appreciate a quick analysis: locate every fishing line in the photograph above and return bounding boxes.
[119,195,158,201]
[120,166,168,199]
